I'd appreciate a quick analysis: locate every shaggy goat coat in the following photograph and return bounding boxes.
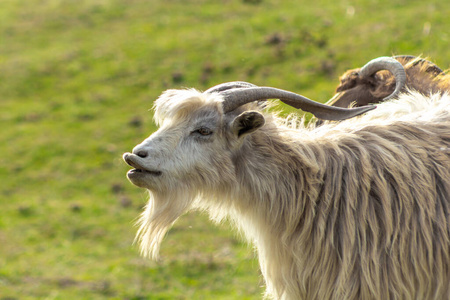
[129,90,450,300]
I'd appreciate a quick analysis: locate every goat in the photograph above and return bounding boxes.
[123,82,450,299]
[327,55,449,108]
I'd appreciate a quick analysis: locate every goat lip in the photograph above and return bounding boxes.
[128,168,162,177]
[123,153,161,176]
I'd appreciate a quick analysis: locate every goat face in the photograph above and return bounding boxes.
[122,89,267,259]
[328,68,395,108]
[123,90,265,193]
[328,56,445,108]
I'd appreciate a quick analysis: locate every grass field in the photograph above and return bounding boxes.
[0,0,449,299]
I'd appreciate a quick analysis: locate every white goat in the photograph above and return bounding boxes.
[123,83,450,300]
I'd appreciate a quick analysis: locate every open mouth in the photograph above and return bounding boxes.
[123,153,162,177]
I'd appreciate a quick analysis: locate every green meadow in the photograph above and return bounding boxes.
[0,0,448,299]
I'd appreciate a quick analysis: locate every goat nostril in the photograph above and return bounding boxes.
[136,151,148,158]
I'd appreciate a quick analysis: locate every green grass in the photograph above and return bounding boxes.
[0,0,448,299]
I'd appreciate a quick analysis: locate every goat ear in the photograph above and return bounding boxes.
[231,111,265,138]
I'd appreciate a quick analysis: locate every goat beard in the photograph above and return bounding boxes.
[135,188,195,259]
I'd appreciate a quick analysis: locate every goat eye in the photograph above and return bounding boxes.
[195,127,213,136]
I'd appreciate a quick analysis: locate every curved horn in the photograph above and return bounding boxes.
[220,87,376,121]
[359,57,407,101]
[205,81,258,93]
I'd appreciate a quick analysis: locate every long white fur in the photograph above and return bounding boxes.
[126,90,450,300]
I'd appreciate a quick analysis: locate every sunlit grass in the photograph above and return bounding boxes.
[0,0,448,298]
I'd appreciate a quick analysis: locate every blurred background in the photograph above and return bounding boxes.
[0,0,448,299]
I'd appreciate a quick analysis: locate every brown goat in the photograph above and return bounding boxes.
[327,56,449,108]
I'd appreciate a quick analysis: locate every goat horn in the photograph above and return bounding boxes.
[359,56,407,101]
[205,81,258,93]
[219,86,376,120]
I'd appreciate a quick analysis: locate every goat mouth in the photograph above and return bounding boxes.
[123,153,162,177]
[128,168,162,177]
